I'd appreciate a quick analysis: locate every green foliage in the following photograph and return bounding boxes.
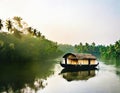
[58,40,120,66]
[0,32,61,62]
[74,42,100,56]
[115,40,120,58]
[0,16,62,92]
[6,19,13,32]
[0,19,3,30]
[74,41,120,63]
[58,44,76,53]
[0,17,62,63]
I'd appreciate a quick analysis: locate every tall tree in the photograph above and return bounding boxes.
[27,27,33,34]
[115,40,120,58]
[92,42,95,47]
[33,29,37,36]
[37,31,41,37]
[6,19,13,32]
[13,16,23,28]
[79,42,83,52]
[84,42,89,53]
[0,19,3,31]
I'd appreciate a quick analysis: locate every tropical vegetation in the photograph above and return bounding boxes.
[0,16,62,63]
[59,41,120,61]
[0,16,120,64]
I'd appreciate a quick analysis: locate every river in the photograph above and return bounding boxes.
[0,60,120,93]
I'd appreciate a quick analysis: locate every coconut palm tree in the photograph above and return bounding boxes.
[13,16,23,28]
[84,42,89,53]
[79,42,83,52]
[41,35,45,39]
[115,40,120,58]
[6,19,13,32]
[0,19,3,31]
[33,29,37,36]
[37,31,41,37]
[27,27,33,35]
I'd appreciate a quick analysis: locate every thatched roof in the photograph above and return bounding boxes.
[63,53,96,60]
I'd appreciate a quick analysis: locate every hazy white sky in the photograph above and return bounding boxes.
[0,0,120,45]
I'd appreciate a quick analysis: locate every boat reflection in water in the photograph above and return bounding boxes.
[60,68,98,81]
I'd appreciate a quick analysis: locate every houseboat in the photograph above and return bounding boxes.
[60,53,99,69]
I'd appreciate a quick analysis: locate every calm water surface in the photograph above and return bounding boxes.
[0,61,120,93]
[38,62,120,93]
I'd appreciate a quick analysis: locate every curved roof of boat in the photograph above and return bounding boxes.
[63,53,96,60]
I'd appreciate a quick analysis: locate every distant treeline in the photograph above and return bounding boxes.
[0,16,120,63]
[58,41,120,60]
[0,16,62,62]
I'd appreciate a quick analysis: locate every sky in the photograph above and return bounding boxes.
[0,0,120,45]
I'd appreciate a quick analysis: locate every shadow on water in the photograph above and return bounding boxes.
[0,61,56,93]
[60,68,98,82]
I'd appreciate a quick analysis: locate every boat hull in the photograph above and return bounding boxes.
[60,63,99,70]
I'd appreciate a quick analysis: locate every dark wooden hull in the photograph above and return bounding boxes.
[60,63,99,70]
[61,68,98,74]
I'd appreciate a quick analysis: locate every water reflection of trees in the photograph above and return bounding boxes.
[100,58,120,67]
[60,69,97,81]
[99,58,120,78]
[0,61,55,93]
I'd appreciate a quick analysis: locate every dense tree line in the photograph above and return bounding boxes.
[74,41,120,60]
[0,16,119,63]
[58,44,76,53]
[99,40,120,59]
[74,42,100,56]
[59,41,120,60]
[0,16,62,63]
